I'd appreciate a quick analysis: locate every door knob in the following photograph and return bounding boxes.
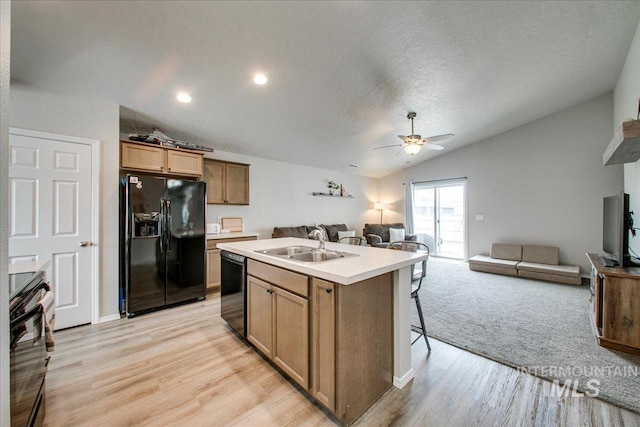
[80,241,90,247]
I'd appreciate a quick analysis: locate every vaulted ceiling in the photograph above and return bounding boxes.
[10,1,640,178]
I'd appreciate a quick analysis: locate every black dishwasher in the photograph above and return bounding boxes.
[220,250,247,337]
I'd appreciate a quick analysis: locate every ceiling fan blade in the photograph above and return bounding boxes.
[398,135,411,142]
[423,143,444,151]
[396,147,405,156]
[373,143,403,150]
[422,133,455,144]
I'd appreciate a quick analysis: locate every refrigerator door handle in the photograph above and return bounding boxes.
[159,198,165,253]
[166,199,172,253]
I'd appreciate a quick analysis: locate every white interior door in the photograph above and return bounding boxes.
[9,131,94,330]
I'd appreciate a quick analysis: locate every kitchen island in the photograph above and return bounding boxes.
[217,237,427,424]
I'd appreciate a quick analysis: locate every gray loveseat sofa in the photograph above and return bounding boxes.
[272,224,350,242]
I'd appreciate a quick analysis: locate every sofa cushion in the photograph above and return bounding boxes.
[319,224,348,242]
[469,262,519,277]
[469,254,519,269]
[517,261,579,277]
[389,228,405,243]
[518,270,582,285]
[273,225,310,239]
[522,245,559,265]
[490,243,522,261]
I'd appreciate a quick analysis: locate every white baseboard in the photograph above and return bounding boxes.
[97,314,120,324]
[393,368,414,389]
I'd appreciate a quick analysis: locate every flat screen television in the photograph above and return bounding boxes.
[602,191,632,267]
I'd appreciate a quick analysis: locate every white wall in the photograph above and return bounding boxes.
[379,93,621,273]
[618,21,640,256]
[10,84,121,320]
[202,150,380,238]
[1,1,11,424]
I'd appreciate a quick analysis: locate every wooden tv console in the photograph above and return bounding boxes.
[587,253,640,355]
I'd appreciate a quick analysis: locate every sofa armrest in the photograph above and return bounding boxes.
[365,234,382,246]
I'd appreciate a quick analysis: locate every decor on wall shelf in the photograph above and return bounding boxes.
[312,192,354,198]
[327,180,340,195]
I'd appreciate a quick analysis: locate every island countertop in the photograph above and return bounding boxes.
[216,237,427,285]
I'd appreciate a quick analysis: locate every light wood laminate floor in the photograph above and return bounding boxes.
[44,290,640,426]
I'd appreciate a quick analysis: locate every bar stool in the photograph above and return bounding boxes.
[388,241,431,352]
[337,236,368,246]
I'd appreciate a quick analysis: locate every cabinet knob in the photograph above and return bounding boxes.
[326,288,332,294]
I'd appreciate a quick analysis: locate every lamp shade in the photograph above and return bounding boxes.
[404,144,422,155]
[373,202,386,210]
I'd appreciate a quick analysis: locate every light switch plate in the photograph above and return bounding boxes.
[475,214,484,221]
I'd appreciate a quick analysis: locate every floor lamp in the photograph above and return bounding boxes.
[373,202,387,224]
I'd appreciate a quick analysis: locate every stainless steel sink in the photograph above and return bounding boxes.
[289,250,345,262]
[258,245,315,256]
[256,246,358,263]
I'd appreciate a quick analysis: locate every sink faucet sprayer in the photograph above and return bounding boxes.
[308,227,325,250]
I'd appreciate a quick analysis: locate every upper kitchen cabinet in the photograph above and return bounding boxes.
[120,140,204,178]
[204,159,250,205]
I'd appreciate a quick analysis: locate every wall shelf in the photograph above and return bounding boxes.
[312,192,354,198]
[603,119,640,166]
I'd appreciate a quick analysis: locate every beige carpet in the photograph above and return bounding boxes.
[414,258,640,414]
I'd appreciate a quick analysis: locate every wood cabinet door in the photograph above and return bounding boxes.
[120,142,165,173]
[204,159,226,204]
[225,163,249,205]
[273,286,309,390]
[247,275,274,358]
[603,276,640,348]
[206,248,221,289]
[167,150,203,177]
[311,278,335,411]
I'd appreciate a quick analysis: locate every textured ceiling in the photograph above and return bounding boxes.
[10,1,640,178]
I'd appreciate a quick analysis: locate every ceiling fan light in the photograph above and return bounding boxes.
[404,144,422,155]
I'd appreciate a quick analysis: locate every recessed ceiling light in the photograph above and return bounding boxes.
[253,73,268,85]
[176,92,192,103]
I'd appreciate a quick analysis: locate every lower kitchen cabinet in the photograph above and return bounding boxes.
[273,286,309,388]
[311,278,335,411]
[206,248,221,289]
[245,259,393,425]
[247,275,274,359]
[247,272,309,389]
[206,236,257,289]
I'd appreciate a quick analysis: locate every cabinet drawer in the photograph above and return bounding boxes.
[248,259,308,297]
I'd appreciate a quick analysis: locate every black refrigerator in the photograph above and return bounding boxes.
[120,175,206,317]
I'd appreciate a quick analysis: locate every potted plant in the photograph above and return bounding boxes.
[328,181,340,195]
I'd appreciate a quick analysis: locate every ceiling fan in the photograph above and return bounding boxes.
[374,112,454,155]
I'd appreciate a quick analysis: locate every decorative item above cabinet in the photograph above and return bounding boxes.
[203,158,250,205]
[603,119,640,166]
[120,140,204,178]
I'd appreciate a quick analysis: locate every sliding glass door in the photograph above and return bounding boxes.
[412,179,466,259]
